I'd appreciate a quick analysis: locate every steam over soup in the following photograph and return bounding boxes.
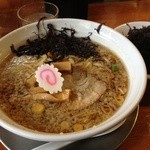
[0,24,128,133]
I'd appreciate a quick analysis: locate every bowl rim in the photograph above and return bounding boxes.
[114,21,150,31]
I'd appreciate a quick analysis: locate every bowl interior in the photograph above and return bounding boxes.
[0,19,147,141]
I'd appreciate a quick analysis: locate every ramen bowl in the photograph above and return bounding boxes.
[115,21,150,75]
[0,19,147,142]
[114,21,150,36]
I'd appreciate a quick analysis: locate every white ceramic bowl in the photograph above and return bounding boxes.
[114,21,150,36]
[114,21,150,77]
[0,19,147,142]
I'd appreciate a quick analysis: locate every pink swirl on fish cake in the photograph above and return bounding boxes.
[40,68,57,86]
[35,64,64,94]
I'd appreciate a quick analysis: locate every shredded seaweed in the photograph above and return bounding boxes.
[11,19,101,62]
[95,24,103,34]
[126,24,150,73]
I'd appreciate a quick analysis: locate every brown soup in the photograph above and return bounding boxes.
[0,44,128,133]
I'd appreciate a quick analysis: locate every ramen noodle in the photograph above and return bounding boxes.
[0,44,128,133]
